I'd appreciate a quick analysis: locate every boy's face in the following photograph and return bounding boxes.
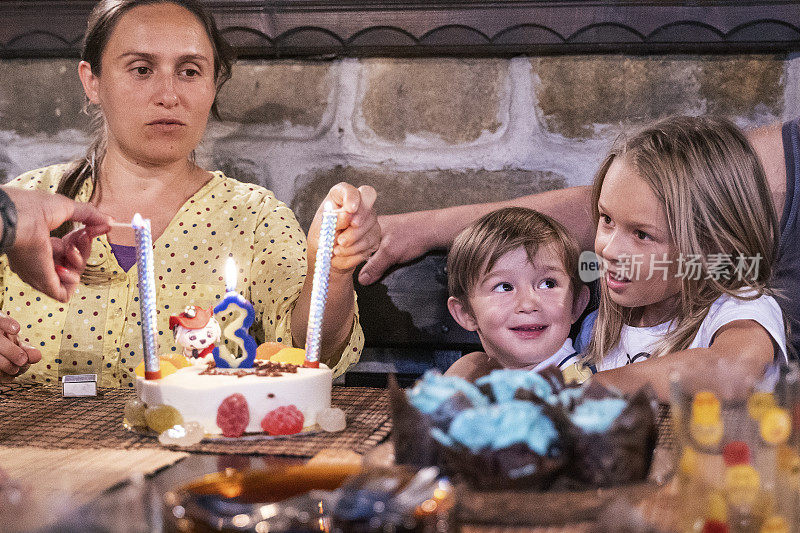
[449,245,586,370]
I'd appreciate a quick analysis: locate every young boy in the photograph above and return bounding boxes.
[445,207,590,381]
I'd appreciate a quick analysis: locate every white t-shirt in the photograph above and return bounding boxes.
[598,292,788,371]
[532,338,579,372]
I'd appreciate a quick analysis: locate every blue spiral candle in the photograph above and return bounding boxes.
[304,201,337,368]
[132,213,160,380]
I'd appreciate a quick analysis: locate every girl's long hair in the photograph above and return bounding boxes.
[584,115,779,364]
[55,0,234,230]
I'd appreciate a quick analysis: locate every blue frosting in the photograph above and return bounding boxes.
[555,387,585,407]
[430,427,454,447]
[406,370,488,414]
[446,400,558,455]
[570,398,627,433]
[475,369,554,404]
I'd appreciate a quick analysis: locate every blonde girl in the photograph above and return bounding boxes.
[577,116,787,399]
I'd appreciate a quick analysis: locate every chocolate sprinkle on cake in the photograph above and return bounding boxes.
[199,359,300,378]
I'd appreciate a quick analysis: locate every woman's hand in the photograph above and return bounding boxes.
[293,182,378,364]
[3,187,112,302]
[0,311,40,382]
[309,183,379,276]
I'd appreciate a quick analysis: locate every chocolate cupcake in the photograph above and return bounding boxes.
[475,368,556,404]
[566,386,658,487]
[390,371,488,468]
[393,369,658,490]
[432,400,571,489]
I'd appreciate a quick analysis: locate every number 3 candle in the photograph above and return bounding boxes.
[213,256,258,368]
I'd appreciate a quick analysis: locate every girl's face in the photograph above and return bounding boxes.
[595,157,682,326]
[80,3,216,166]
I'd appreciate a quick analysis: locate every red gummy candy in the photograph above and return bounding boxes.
[723,441,751,466]
[702,520,729,533]
[261,405,304,435]
[216,393,250,437]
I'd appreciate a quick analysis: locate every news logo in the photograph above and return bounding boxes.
[578,251,604,283]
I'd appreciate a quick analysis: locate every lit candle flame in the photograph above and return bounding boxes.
[225,256,237,293]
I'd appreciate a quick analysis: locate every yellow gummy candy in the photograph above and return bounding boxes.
[692,391,722,425]
[690,391,723,446]
[777,445,800,490]
[760,407,792,445]
[270,347,307,365]
[706,490,727,522]
[760,515,789,533]
[726,464,760,490]
[777,445,800,471]
[144,405,184,434]
[690,420,724,447]
[679,446,699,478]
[725,464,760,508]
[748,391,777,421]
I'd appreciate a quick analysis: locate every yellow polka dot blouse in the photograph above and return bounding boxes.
[3,164,363,387]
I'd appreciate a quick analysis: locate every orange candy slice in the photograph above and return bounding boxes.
[134,359,179,379]
[271,347,307,365]
[256,342,287,360]
[160,353,191,369]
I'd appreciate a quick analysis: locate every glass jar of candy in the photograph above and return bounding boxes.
[670,363,799,533]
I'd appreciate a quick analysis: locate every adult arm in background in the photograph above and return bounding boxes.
[357,121,787,286]
[0,186,112,381]
[358,186,596,285]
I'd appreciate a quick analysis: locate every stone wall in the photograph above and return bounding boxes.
[0,54,789,223]
[0,54,792,381]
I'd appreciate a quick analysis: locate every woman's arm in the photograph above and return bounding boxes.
[359,185,596,285]
[592,319,774,401]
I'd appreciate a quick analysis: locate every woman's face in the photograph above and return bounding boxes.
[80,2,216,166]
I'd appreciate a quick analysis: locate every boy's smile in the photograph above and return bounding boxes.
[509,324,549,339]
[449,245,584,369]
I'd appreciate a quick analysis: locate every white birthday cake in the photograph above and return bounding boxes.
[125,210,344,443]
[125,305,342,441]
[135,358,333,437]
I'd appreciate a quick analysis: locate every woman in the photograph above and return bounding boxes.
[0,0,379,386]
